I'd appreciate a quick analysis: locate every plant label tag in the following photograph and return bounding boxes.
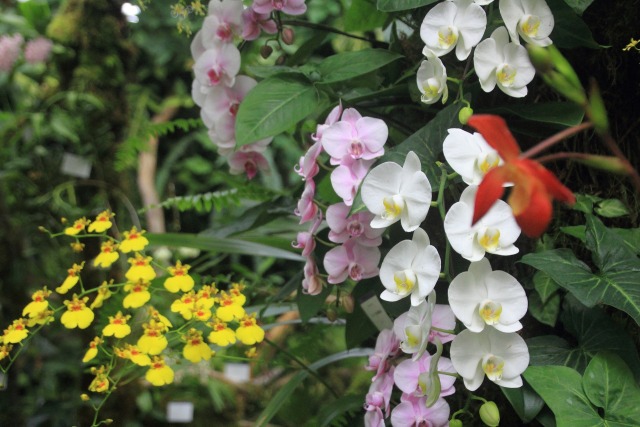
[166,401,194,423]
[61,153,92,178]
[224,362,251,383]
[359,292,393,331]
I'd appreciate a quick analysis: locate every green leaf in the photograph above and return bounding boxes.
[527,296,640,380]
[487,102,585,127]
[18,0,50,32]
[582,352,640,425]
[254,349,374,427]
[560,225,586,241]
[520,229,640,325]
[572,193,601,214]
[501,383,545,423]
[562,0,596,15]
[376,0,439,11]
[317,394,366,427]
[345,0,388,31]
[146,233,304,262]
[297,285,332,323]
[524,366,601,427]
[594,199,629,218]
[529,291,561,327]
[533,271,560,304]
[547,0,601,48]
[235,74,318,146]
[317,49,403,85]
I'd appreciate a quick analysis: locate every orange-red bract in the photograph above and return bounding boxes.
[467,115,575,238]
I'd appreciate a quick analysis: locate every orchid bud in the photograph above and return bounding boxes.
[260,44,273,59]
[326,308,338,322]
[449,419,463,427]
[275,54,287,65]
[577,154,627,174]
[458,107,473,124]
[588,80,609,134]
[341,294,355,313]
[281,27,295,45]
[479,401,500,426]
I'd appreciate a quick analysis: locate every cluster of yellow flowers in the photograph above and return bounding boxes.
[1,209,265,405]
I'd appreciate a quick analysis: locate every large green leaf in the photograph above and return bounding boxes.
[487,102,585,127]
[582,353,640,425]
[529,292,560,327]
[533,271,560,304]
[254,348,374,427]
[562,0,596,15]
[146,232,304,261]
[376,0,439,12]
[524,366,601,427]
[501,383,546,423]
[317,49,403,85]
[547,0,601,48]
[520,218,640,325]
[525,353,640,427]
[526,296,640,379]
[235,74,318,146]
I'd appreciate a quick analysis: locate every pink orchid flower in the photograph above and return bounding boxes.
[294,140,323,181]
[201,0,243,45]
[330,157,374,207]
[312,103,344,142]
[322,108,387,165]
[292,210,323,257]
[294,181,319,224]
[390,394,450,427]
[251,0,307,16]
[323,239,380,284]
[302,257,323,295]
[241,7,278,40]
[365,329,400,382]
[194,43,241,89]
[430,304,456,344]
[393,351,456,397]
[227,150,269,179]
[326,202,383,246]
[364,368,395,425]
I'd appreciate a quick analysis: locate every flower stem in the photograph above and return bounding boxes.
[521,121,593,159]
[280,19,387,48]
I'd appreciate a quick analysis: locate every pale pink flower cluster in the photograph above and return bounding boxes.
[0,34,24,71]
[364,299,457,427]
[24,37,53,64]
[191,0,283,179]
[291,105,389,292]
[243,0,305,40]
[320,107,389,284]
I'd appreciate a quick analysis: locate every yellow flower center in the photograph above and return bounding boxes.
[382,195,404,221]
[519,15,541,37]
[482,354,505,381]
[478,228,501,251]
[393,269,416,295]
[437,26,458,49]
[478,300,502,325]
[478,152,500,175]
[496,64,517,87]
[422,77,441,101]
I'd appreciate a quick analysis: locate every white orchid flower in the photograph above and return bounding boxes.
[499,0,554,46]
[379,228,441,306]
[420,0,487,60]
[448,258,527,333]
[444,185,520,261]
[474,26,536,98]
[393,291,436,359]
[450,327,530,391]
[442,128,502,186]
[361,151,432,232]
[417,49,448,105]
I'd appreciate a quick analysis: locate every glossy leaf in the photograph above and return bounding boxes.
[548,0,601,48]
[376,0,439,11]
[582,352,640,424]
[487,102,584,127]
[521,217,640,325]
[501,383,545,423]
[526,296,640,380]
[317,49,403,85]
[563,0,596,15]
[529,291,561,327]
[594,199,629,218]
[147,232,305,261]
[235,74,318,146]
[533,271,560,304]
[524,366,601,427]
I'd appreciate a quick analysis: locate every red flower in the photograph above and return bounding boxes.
[467,115,575,238]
